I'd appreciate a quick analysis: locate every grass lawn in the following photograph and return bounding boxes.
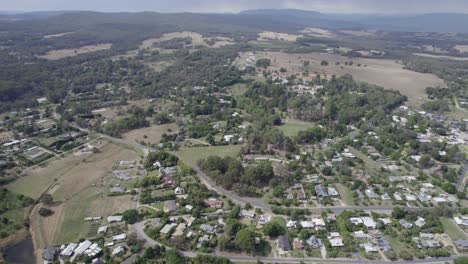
[335,183,355,206]
[348,146,381,175]
[151,202,164,211]
[276,120,314,137]
[386,235,407,253]
[175,145,242,167]
[440,217,468,240]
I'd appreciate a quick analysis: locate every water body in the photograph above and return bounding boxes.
[3,237,36,264]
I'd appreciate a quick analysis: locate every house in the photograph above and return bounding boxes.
[315,185,328,198]
[97,226,108,234]
[43,247,59,262]
[360,243,378,253]
[277,235,291,254]
[172,223,187,237]
[414,233,440,249]
[300,221,315,229]
[107,215,123,223]
[239,209,256,218]
[454,239,468,250]
[365,189,380,199]
[258,215,271,225]
[454,216,468,226]
[327,187,339,197]
[306,236,322,248]
[112,233,127,242]
[204,198,223,209]
[286,220,297,228]
[378,218,392,225]
[119,160,136,167]
[185,205,194,212]
[85,243,102,257]
[161,167,177,176]
[361,217,377,229]
[328,232,344,247]
[350,217,364,225]
[399,219,413,229]
[223,135,235,142]
[174,187,184,195]
[112,246,125,256]
[92,258,105,264]
[164,200,179,213]
[74,240,92,255]
[353,231,369,239]
[415,217,426,228]
[293,239,304,250]
[312,216,326,228]
[161,224,176,235]
[200,224,215,234]
[110,186,126,194]
[163,176,176,187]
[60,243,78,258]
[376,236,392,251]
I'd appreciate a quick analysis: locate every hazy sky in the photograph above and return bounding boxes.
[2,0,468,14]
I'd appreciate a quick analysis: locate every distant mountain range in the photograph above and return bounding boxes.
[240,9,468,33]
[1,8,468,33]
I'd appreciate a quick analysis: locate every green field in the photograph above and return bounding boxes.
[440,217,468,240]
[335,183,355,206]
[348,146,381,175]
[175,145,242,166]
[386,235,407,252]
[277,121,314,137]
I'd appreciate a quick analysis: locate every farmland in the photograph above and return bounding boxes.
[140,31,234,50]
[276,120,314,137]
[239,51,446,106]
[37,43,112,60]
[176,145,242,167]
[13,141,139,250]
[122,123,179,145]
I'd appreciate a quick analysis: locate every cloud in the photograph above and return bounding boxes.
[2,0,468,14]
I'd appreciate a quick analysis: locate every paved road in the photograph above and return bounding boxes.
[71,125,455,215]
[129,218,464,264]
[456,161,468,191]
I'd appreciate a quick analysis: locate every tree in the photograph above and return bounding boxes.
[122,209,141,224]
[234,228,257,253]
[392,207,405,219]
[38,207,54,217]
[399,250,413,260]
[263,221,286,237]
[454,256,468,264]
[230,205,241,219]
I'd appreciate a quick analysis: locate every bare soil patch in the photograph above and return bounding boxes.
[300,27,336,38]
[454,45,468,53]
[339,30,373,37]
[413,53,468,61]
[258,31,304,42]
[37,43,112,60]
[123,123,179,145]
[140,31,234,50]
[43,32,74,39]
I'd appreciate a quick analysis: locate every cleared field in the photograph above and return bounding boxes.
[454,45,468,53]
[123,123,179,145]
[339,30,372,37]
[43,32,74,39]
[335,183,355,206]
[413,53,468,61]
[276,120,314,137]
[258,31,303,42]
[16,142,138,248]
[176,145,242,166]
[300,27,336,38]
[37,43,112,60]
[140,31,234,50]
[440,217,468,240]
[240,51,446,106]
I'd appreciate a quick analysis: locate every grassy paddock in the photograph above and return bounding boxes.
[176,145,242,166]
[276,120,314,137]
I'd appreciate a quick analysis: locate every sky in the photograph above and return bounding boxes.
[2,0,468,14]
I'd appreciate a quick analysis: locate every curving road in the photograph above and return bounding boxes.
[71,125,455,215]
